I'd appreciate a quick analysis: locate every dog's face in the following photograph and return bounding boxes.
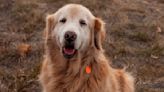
[45,4,105,59]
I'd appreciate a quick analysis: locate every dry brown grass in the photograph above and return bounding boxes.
[0,0,164,92]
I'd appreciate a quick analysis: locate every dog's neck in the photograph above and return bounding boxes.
[47,43,107,75]
[46,39,109,76]
[46,45,111,91]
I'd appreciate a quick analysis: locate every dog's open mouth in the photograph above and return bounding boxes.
[62,45,77,59]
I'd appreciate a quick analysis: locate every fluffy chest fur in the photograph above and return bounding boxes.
[40,50,118,92]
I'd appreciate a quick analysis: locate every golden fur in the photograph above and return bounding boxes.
[39,4,134,92]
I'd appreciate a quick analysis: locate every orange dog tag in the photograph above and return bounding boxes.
[85,66,91,74]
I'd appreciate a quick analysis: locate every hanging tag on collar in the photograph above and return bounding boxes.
[85,66,91,74]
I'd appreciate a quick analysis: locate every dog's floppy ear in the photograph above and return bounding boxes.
[45,14,56,39]
[93,18,106,50]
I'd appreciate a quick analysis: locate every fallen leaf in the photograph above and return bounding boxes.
[17,43,31,57]
[151,54,159,59]
[157,26,162,33]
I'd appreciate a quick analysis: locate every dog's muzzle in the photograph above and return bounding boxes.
[62,31,77,59]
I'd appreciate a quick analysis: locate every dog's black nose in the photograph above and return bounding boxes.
[64,31,77,42]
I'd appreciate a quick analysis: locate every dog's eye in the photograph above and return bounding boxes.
[60,18,66,23]
[79,19,87,26]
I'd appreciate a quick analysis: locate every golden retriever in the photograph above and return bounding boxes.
[39,4,134,92]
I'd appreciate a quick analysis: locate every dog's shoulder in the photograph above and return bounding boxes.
[115,69,135,92]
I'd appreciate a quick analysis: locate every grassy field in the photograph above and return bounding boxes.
[0,0,164,92]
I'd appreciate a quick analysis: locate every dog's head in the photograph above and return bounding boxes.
[45,4,105,59]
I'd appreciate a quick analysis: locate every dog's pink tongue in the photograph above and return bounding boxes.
[64,48,75,55]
